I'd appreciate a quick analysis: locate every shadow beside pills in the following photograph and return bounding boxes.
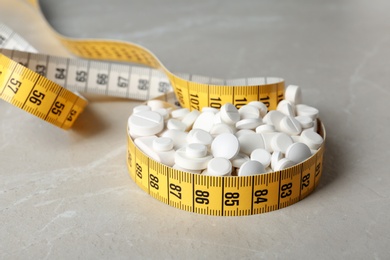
[70,105,109,137]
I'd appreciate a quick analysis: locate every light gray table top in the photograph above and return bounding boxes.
[1,0,389,259]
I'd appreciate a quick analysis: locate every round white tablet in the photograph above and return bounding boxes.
[231,153,250,168]
[211,133,240,159]
[271,133,293,153]
[271,151,283,171]
[128,110,164,136]
[280,116,302,136]
[205,157,232,176]
[154,108,169,120]
[285,142,311,164]
[235,129,255,138]
[220,103,240,125]
[277,100,295,117]
[295,115,313,129]
[174,146,212,170]
[171,108,190,119]
[238,133,265,155]
[147,100,166,110]
[285,85,302,104]
[187,129,213,146]
[182,110,200,129]
[172,164,201,174]
[186,143,208,158]
[255,124,275,133]
[251,148,271,168]
[238,160,266,176]
[202,107,219,114]
[262,110,284,131]
[192,111,215,132]
[161,129,188,149]
[300,129,323,149]
[274,158,296,171]
[296,104,319,120]
[210,123,234,137]
[153,137,174,152]
[238,105,260,119]
[247,101,268,117]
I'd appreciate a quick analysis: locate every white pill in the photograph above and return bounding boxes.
[251,148,271,168]
[186,143,208,158]
[262,110,284,131]
[238,105,260,119]
[172,164,201,174]
[174,146,212,170]
[295,115,313,128]
[296,104,319,120]
[247,101,268,117]
[274,158,296,171]
[182,110,201,129]
[204,157,232,176]
[285,142,311,164]
[135,136,175,166]
[171,108,190,119]
[277,100,296,117]
[305,120,318,133]
[211,133,240,159]
[161,129,187,149]
[236,118,263,130]
[202,107,219,114]
[238,133,265,155]
[133,105,151,114]
[235,129,255,138]
[213,112,222,124]
[300,129,323,150]
[256,124,275,133]
[193,111,215,132]
[238,160,266,176]
[187,129,213,146]
[154,108,170,120]
[280,116,302,136]
[153,137,174,152]
[147,100,166,110]
[230,153,250,168]
[210,123,234,137]
[271,133,293,153]
[291,135,301,143]
[285,85,302,104]
[271,151,283,170]
[220,103,240,125]
[260,132,277,152]
[167,118,187,131]
[128,111,164,137]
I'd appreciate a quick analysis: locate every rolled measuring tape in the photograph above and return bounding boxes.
[0,0,326,216]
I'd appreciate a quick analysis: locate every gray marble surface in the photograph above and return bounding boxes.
[1,0,389,259]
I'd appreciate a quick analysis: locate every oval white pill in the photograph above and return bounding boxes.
[295,115,313,128]
[238,105,260,119]
[174,147,212,170]
[285,142,311,164]
[251,148,271,168]
[300,129,323,150]
[274,158,296,171]
[255,124,275,133]
[238,133,265,155]
[211,133,240,159]
[271,151,283,171]
[220,103,240,125]
[171,108,190,119]
[186,143,208,158]
[230,153,250,168]
[128,111,164,137]
[167,118,187,131]
[238,160,266,176]
[205,157,232,176]
[247,101,268,117]
[187,129,213,146]
[236,118,263,130]
[193,111,215,132]
[133,105,151,114]
[296,104,319,120]
[285,85,302,104]
[280,116,302,136]
[271,132,293,153]
[153,137,174,152]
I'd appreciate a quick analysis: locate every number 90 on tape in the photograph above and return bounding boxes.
[126,111,326,216]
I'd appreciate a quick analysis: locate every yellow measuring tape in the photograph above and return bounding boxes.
[0,0,325,216]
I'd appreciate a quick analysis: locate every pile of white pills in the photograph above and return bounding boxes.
[128,85,323,177]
